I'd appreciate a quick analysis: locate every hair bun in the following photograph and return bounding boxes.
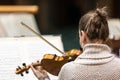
[96,7,108,19]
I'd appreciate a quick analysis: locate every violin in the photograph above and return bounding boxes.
[15,49,82,76]
[15,22,82,76]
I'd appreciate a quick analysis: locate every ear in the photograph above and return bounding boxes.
[80,31,86,42]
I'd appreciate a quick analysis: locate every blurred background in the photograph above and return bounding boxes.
[0,0,120,51]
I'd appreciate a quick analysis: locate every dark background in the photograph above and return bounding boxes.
[0,0,120,51]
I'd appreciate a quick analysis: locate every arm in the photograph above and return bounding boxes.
[30,64,50,80]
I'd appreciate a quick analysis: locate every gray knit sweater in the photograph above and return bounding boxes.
[58,44,120,80]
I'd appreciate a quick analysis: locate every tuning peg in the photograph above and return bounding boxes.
[16,68,19,71]
[37,60,39,63]
[18,66,21,69]
[22,63,26,66]
[21,73,24,76]
[26,70,29,74]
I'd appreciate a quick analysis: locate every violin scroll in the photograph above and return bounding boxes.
[15,62,40,76]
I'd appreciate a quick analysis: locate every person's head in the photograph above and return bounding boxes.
[79,7,109,47]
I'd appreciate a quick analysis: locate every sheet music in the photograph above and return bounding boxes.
[0,39,26,80]
[0,13,39,37]
[108,19,120,36]
[0,36,64,80]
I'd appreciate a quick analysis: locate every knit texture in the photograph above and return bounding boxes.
[58,44,120,80]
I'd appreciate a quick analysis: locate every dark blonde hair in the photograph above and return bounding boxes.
[79,7,109,41]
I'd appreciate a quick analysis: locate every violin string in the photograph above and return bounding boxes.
[21,22,65,55]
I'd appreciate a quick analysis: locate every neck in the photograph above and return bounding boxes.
[82,39,104,47]
[76,44,114,65]
[88,39,104,43]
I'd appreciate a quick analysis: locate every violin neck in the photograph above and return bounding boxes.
[32,62,41,67]
[24,62,41,71]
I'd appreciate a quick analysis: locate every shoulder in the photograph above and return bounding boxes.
[59,61,76,74]
[61,61,74,70]
[60,60,83,73]
[107,56,120,72]
[112,57,120,65]
[58,61,78,80]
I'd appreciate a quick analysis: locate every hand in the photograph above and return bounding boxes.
[30,62,48,80]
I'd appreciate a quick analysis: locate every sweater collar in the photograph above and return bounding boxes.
[75,44,115,65]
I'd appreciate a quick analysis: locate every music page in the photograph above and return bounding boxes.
[0,36,64,80]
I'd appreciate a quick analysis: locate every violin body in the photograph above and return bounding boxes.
[41,54,69,76]
[15,49,82,76]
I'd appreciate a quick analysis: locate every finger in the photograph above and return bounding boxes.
[41,70,47,75]
[36,66,44,72]
[30,64,37,72]
[39,66,43,70]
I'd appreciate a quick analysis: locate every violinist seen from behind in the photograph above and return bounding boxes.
[30,7,120,80]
